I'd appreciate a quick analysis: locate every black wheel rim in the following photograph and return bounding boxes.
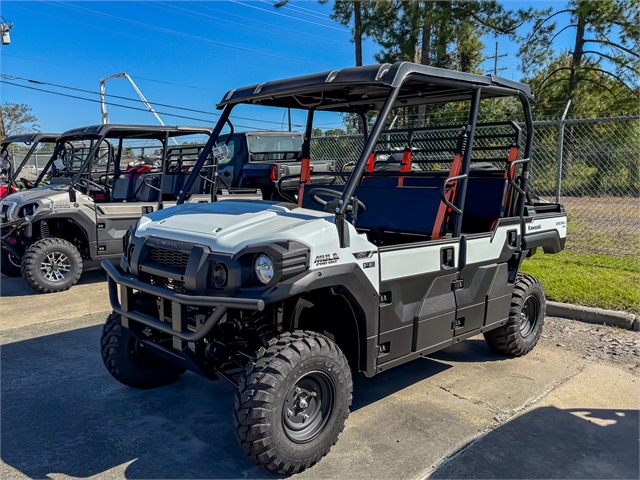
[283,371,335,444]
[519,295,539,338]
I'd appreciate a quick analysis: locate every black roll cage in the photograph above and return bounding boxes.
[1,134,60,185]
[33,125,213,207]
[177,63,534,247]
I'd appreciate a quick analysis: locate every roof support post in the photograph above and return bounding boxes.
[157,131,170,211]
[34,142,66,187]
[68,136,105,202]
[516,92,535,245]
[338,86,401,215]
[452,87,482,238]
[302,109,315,159]
[177,105,233,205]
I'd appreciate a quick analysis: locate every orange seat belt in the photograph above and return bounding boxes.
[366,153,375,173]
[398,148,412,186]
[297,157,311,206]
[431,153,463,240]
[502,146,519,217]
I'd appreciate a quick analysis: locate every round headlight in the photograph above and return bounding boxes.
[254,254,274,284]
[212,263,228,287]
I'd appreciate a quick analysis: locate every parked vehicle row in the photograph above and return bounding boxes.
[2,62,567,476]
[0,125,316,292]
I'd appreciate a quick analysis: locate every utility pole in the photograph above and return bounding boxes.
[485,42,508,75]
[287,108,292,132]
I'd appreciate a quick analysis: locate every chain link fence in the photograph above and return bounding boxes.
[311,115,640,258]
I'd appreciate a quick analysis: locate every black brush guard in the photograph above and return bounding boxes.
[103,259,265,382]
[102,260,264,342]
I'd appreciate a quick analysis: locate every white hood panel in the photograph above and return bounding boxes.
[138,201,336,254]
[135,200,380,291]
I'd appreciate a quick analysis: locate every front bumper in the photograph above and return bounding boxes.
[102,260,264,343]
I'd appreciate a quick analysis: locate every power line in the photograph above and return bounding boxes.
[50,1,330,68]
[160,1,350,49]
[0,79,272,130]
[258,0,347,26]
[1,73,304,127]
[2,52,216,92]
[229,0,349,32]
[11,4,313,73]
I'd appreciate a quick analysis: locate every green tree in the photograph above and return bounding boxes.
[0,103,39,142]
[520,0,640,117]
[362,1,538,128]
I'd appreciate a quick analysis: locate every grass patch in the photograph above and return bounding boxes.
[520,250,640,313]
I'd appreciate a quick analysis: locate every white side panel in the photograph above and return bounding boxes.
[380,241,458,281]
[465,227,510,265]
[526,215,567,238]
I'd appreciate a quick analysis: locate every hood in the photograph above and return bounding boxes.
[137,200,337,254]
[2,184,71,205]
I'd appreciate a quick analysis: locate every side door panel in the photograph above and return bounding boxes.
[454,222,519,335]
[377,240,459,365]
[95,203,153,257]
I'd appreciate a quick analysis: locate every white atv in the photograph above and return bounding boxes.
[100,63,567,475]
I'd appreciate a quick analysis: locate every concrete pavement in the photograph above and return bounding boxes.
[0,271,109,329]
[1,274,638,479]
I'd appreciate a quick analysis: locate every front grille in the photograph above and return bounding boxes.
[149,274,186,294]
[149,247,190,270]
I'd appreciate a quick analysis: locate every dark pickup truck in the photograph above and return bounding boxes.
[216,131,333,199]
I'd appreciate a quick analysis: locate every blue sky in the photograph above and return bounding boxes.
[1,1,570,133]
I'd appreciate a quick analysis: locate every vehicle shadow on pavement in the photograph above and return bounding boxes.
[430,406,640,479]
[352,359,450,411]
[1,325,269,479]
[2,323,453,479]
[0,270,106,297]
[429,338,507,363]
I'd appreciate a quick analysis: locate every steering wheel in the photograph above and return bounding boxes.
[20,177,35,189]
[77,177,107,194]
[309,188,366,215]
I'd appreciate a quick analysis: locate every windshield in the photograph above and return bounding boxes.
[247,135,302,153]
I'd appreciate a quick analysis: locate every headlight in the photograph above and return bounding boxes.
[18,203,38,218]
[254,254,274,284]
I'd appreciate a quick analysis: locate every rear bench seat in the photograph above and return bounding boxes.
[301,172,509,238]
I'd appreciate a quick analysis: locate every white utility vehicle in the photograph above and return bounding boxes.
[100,63,567,475]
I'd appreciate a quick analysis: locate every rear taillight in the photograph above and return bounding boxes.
[269,164,278,181]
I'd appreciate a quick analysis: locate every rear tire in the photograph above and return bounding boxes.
[1,250,22,277]
[21,237,82,293]
[234,331,352,475]
[100,312,184,389]
[484,274,545,356]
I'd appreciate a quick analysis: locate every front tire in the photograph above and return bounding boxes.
[234,331,353,475]
[100,312,184,389]
[1,249,22,277]
[484,274,546,356]
[21,237,83,293]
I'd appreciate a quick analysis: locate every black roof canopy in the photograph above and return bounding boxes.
[217,62,532,113]
[2,133,60,146]
[58,124,213,141]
